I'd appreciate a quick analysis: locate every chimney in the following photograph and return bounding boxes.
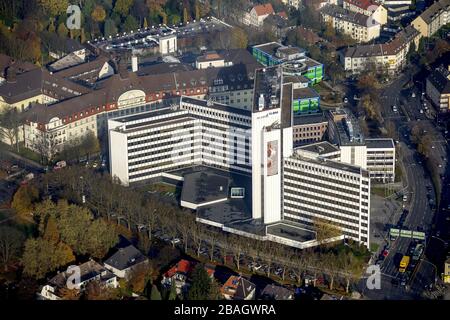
[5,66,17,83]
[118,58,129,80]
[132,55,138,72]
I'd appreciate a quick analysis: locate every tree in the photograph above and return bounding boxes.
[57,22,69,38]
[183,7,189,24]
[312,217,342,245]
[150,284,162,300]
[57,204,93,255]
[0,226,25,271]
[339,252,364,293]
[104,18,118,37]
[0,108,21,152]
[228,235,244,270]
[128,263,151,294]
[43,215,60,243]
[208,278,222,300]
[86,219,118,259]
[11,185,39,219]
[22,238,75,279]
[385,120,398,140]
[58,287,81,300]
[187,264,211,300]
[123,15,139,32]
[195,1,201,21]
[190,220,204,257]
[84,280,118,300]
[205,229,219,262]
[91,5,106,22]
[230,27,248,49]
[114,0,134,16]
[168,281,177,300]
[37,0,69,17]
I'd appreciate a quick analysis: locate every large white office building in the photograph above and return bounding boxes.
[108,97,252,186]
[108,66,371,249]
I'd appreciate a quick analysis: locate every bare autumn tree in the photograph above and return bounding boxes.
[261,241,279,277]
[177,210,193,253]
[219,233,230,265]
[205,229,220,262]
[0,107,21,152]
[228,234,245,271]
[323,252,341,291]
[190,220,205,257]
[246,238,263,268]
[277,247,295,282]
[142,199,158,241]
[339,252,365,293]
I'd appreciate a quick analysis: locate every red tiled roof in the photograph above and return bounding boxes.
[344,0,378,10]
[253,3,275,16]
[165,259,195,278]
[277,11,288,19]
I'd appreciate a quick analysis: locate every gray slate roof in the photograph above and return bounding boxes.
[104,245,147,271]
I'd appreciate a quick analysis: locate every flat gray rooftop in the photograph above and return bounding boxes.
[365,138,394,149]
[293,112,327,126]
[267,222,316,243]
[296,141,340,155]
[181,171,229,205]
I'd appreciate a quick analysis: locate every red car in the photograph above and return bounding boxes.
[382,249,389,257]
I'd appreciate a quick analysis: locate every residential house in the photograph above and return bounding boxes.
[260,284,294,300]
[221,276,256,300]
[103,245,148,279]
[161,259,214,295]
[39,260,118,300]
[243,3,275,27]
[320,4,381,43]
[411,0,450,38]
[340,25,421,74]
[426,66,450,112]
[281,0,302,9]
[343,0,388,25]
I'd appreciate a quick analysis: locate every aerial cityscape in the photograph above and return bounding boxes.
[0,0,449,309]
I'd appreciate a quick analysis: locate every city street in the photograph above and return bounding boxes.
[356,65,449,299]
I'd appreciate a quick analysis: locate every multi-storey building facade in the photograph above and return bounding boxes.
[107,66,372,249]
[411,0,450,38]
[340,25,421,74]
[252,42,324,84]
[426,66,450,112]
[320,4,381,42]
[108,97,252,186]
[343,0,388,25]
[327,108,396,182]
[283,154,371,246]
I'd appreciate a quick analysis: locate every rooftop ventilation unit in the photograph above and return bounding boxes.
[258,94,265,111]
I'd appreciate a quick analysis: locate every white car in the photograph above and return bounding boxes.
[420,109,424,114]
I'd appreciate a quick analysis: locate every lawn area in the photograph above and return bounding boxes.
[138,182,180,195]
[16,145,41,163]
[371,186,396,198]
[370,243,380,253]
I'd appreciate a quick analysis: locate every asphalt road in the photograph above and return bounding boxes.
[356,65,449,299]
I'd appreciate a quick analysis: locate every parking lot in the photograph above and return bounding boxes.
[91,17,231,54]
